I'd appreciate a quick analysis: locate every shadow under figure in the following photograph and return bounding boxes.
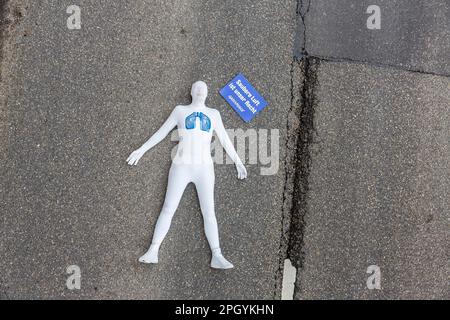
[127,81,247,269]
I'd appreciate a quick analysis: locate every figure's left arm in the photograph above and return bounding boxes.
[214,111,247,179]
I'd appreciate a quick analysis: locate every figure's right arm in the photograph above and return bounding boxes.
[127,107,178,166]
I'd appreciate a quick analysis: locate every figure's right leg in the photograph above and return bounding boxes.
[139,164,190,264]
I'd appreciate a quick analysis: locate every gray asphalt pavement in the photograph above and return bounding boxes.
[287,0,450,299]
[0,0,295,299]
[294,61,450,299]
[300,0,450,75]
[0,0,449,300]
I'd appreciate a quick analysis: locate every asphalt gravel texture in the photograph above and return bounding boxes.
[0,0,295,299]
[299,0,450,75]
[0,0,449,299]
[295,61,450,299]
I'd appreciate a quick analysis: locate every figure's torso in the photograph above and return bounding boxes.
[172,105,218,165]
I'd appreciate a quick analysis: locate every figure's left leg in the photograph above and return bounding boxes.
[194,165,234,269]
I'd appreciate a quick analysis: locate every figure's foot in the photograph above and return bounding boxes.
[138,245,159,264]
[211,252,234,269]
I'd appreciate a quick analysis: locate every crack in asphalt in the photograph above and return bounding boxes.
[276,0,317,299]
[275,58,300,299]
[310,53,450,79]
[294,0,311,58]
[290,57,318,269]
[278,56,319,298]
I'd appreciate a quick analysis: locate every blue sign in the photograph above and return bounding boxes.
[220,74,268,123]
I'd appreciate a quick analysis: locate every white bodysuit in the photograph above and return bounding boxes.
[127,81,247,269]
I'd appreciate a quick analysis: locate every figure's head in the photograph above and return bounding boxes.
[191,81,208,103]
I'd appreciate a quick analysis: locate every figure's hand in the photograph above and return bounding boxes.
[236,162,247,180]
[127,148,145,166]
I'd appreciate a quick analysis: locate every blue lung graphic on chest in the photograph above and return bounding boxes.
[185,112,211,132]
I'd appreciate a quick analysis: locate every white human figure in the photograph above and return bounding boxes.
[127,81,247,269]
